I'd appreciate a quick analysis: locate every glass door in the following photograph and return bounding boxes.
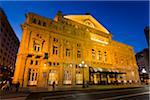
[48,70,58,85]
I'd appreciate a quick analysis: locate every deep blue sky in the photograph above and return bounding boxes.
[0,1,149,53]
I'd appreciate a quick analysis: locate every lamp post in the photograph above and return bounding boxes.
[79,61,87,88]
[141,68,147,83]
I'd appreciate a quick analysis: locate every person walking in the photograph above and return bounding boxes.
[52,81,55,91]
[16,81,20,92]
[9,78,13,90]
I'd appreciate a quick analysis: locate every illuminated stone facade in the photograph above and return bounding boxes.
[13,11,140,87]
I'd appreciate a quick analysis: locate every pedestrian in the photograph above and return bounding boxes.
[16,81,20,92]
[9,78,13,90]
[52,81,55,91]
[2,81,10,94]
[5,81,10,92]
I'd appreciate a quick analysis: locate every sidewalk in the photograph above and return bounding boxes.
[0,88,29,100]
[0,84,144,100]
[26,84,143,92]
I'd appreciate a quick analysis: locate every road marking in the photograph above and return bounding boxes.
[99,91,150,100]
[42,87,146,99]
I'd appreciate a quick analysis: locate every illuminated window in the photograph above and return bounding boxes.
[53,46,58,55]
[63,70,72,84]
[28,69,38,85]
[48,70,58,85]
[66,48,70,57]
[76,71,83,84]
[92,49,95,59]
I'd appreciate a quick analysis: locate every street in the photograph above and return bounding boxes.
[25,86,150,100]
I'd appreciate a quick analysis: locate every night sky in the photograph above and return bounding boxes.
[0,1,149,53]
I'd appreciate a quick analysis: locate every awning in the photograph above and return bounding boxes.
[89,67,126,74]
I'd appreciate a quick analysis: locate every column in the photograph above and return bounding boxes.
[72,64,76,86]
[13,55,27,86]
[59,66,63,86]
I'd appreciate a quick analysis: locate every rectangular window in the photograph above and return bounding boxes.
[77,49,81,58]
[49,62,52,66]
[98,51,101,60]
[34,45,36,51]
[38,47,40,51]
[53,46,58,55]
[44,53,48,59]
[57,62,59,66]
[34,44,40,52]
[66,48,70,57]
[53,38,58,42]
[53,62,55,66]
[92,49,95,59]
[30,60,33,65]
[28,69,38,85]
[35,60,38,65]
[104,51,107,62]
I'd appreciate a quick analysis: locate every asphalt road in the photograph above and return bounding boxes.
[26,86,150,100]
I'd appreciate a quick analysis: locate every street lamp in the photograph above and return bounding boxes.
[79,61,87,88]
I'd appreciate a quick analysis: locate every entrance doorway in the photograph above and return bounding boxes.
[48,70,58,85]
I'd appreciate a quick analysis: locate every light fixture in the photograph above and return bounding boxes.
[70,64,72,67]
[44,64,46,67]
[142,68,147,73]
[79,64,82,67]
[84,64,87,67]
[82,61,85,64]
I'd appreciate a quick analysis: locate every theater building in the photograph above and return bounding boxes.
[13,11,140,87]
